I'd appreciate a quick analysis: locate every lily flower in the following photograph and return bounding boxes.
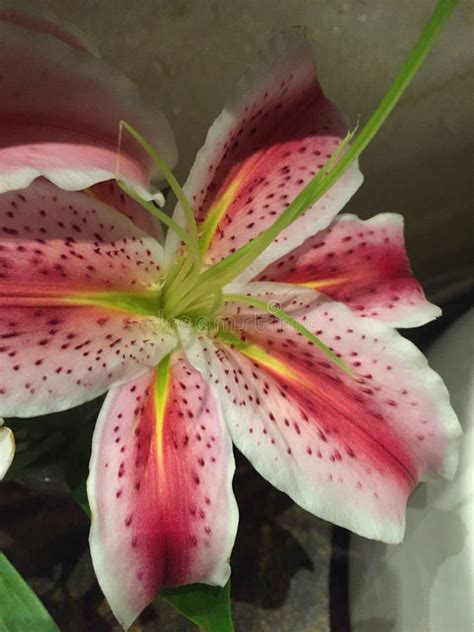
[0,6,461,630]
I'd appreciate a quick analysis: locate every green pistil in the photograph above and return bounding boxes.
[117,180,195,254]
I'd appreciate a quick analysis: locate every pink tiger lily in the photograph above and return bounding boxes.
[0,10,461,631]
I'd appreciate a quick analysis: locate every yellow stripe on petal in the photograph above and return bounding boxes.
[294,273,362,290]
[154,354,171,466]
[199,153,262,254]
[218,328,313,391]
[297,277,347,290]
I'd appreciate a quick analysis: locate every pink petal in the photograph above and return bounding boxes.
[0,180,177,417]
[88,357,238,628]
[0,180,164,296]
[0,304,175,417]
[166,30,362,275]
[0,15,176,196]
[185,292,460,543]
[0,8,94,54]
[256,213,440,327]
[90,181,164,243]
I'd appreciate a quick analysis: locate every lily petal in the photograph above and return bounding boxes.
[0,180,177,417]
[256,213,440,327]
[88,356,238,629]
[0,419,14,479]
[166,29,362,276]
[0,179,165,296]
[186,290,460,543]
[90,181,164,243]
[0,304,175,418]
[0,14,177,196]
[0,8,96,54]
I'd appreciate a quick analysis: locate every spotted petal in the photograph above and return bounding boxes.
[256,213,440,327]
[0,180,166,295]
[90,181,164,243]
[88,355,238,629]
[0,180,176,417]
[185,289,460,543]
[0,304,176,418]
[166,29,362,277]
[0,11,177,197]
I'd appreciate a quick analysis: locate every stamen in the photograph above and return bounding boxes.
[118,121,200,249]
[116,121,201,278]
[161,252,194,295]
[162,256,202,317]
[180,289,223,321]
[222,293,353,375]
[117,180,195,253]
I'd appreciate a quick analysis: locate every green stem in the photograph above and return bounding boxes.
[197,0,458,292]
[223,293,352,375]
[118,121,201,274]
[161,253,188,294]
[162,254,205,316]
[117,180,196,254]
[162,251,196,296]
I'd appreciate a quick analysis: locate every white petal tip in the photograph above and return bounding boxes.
[0,423,15,480]
[150,190,166,208]
[389,303,442,329]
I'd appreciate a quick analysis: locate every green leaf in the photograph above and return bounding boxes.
[161,581,234,632]
[0,553,60,632]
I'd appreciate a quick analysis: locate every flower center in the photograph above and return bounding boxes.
[159,254,223,324]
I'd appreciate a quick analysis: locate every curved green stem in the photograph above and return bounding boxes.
[117,121,201,275]
[117,181,195,254]
[162,256,201,316]
[223,293,353,375]
[118,122,199,244]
